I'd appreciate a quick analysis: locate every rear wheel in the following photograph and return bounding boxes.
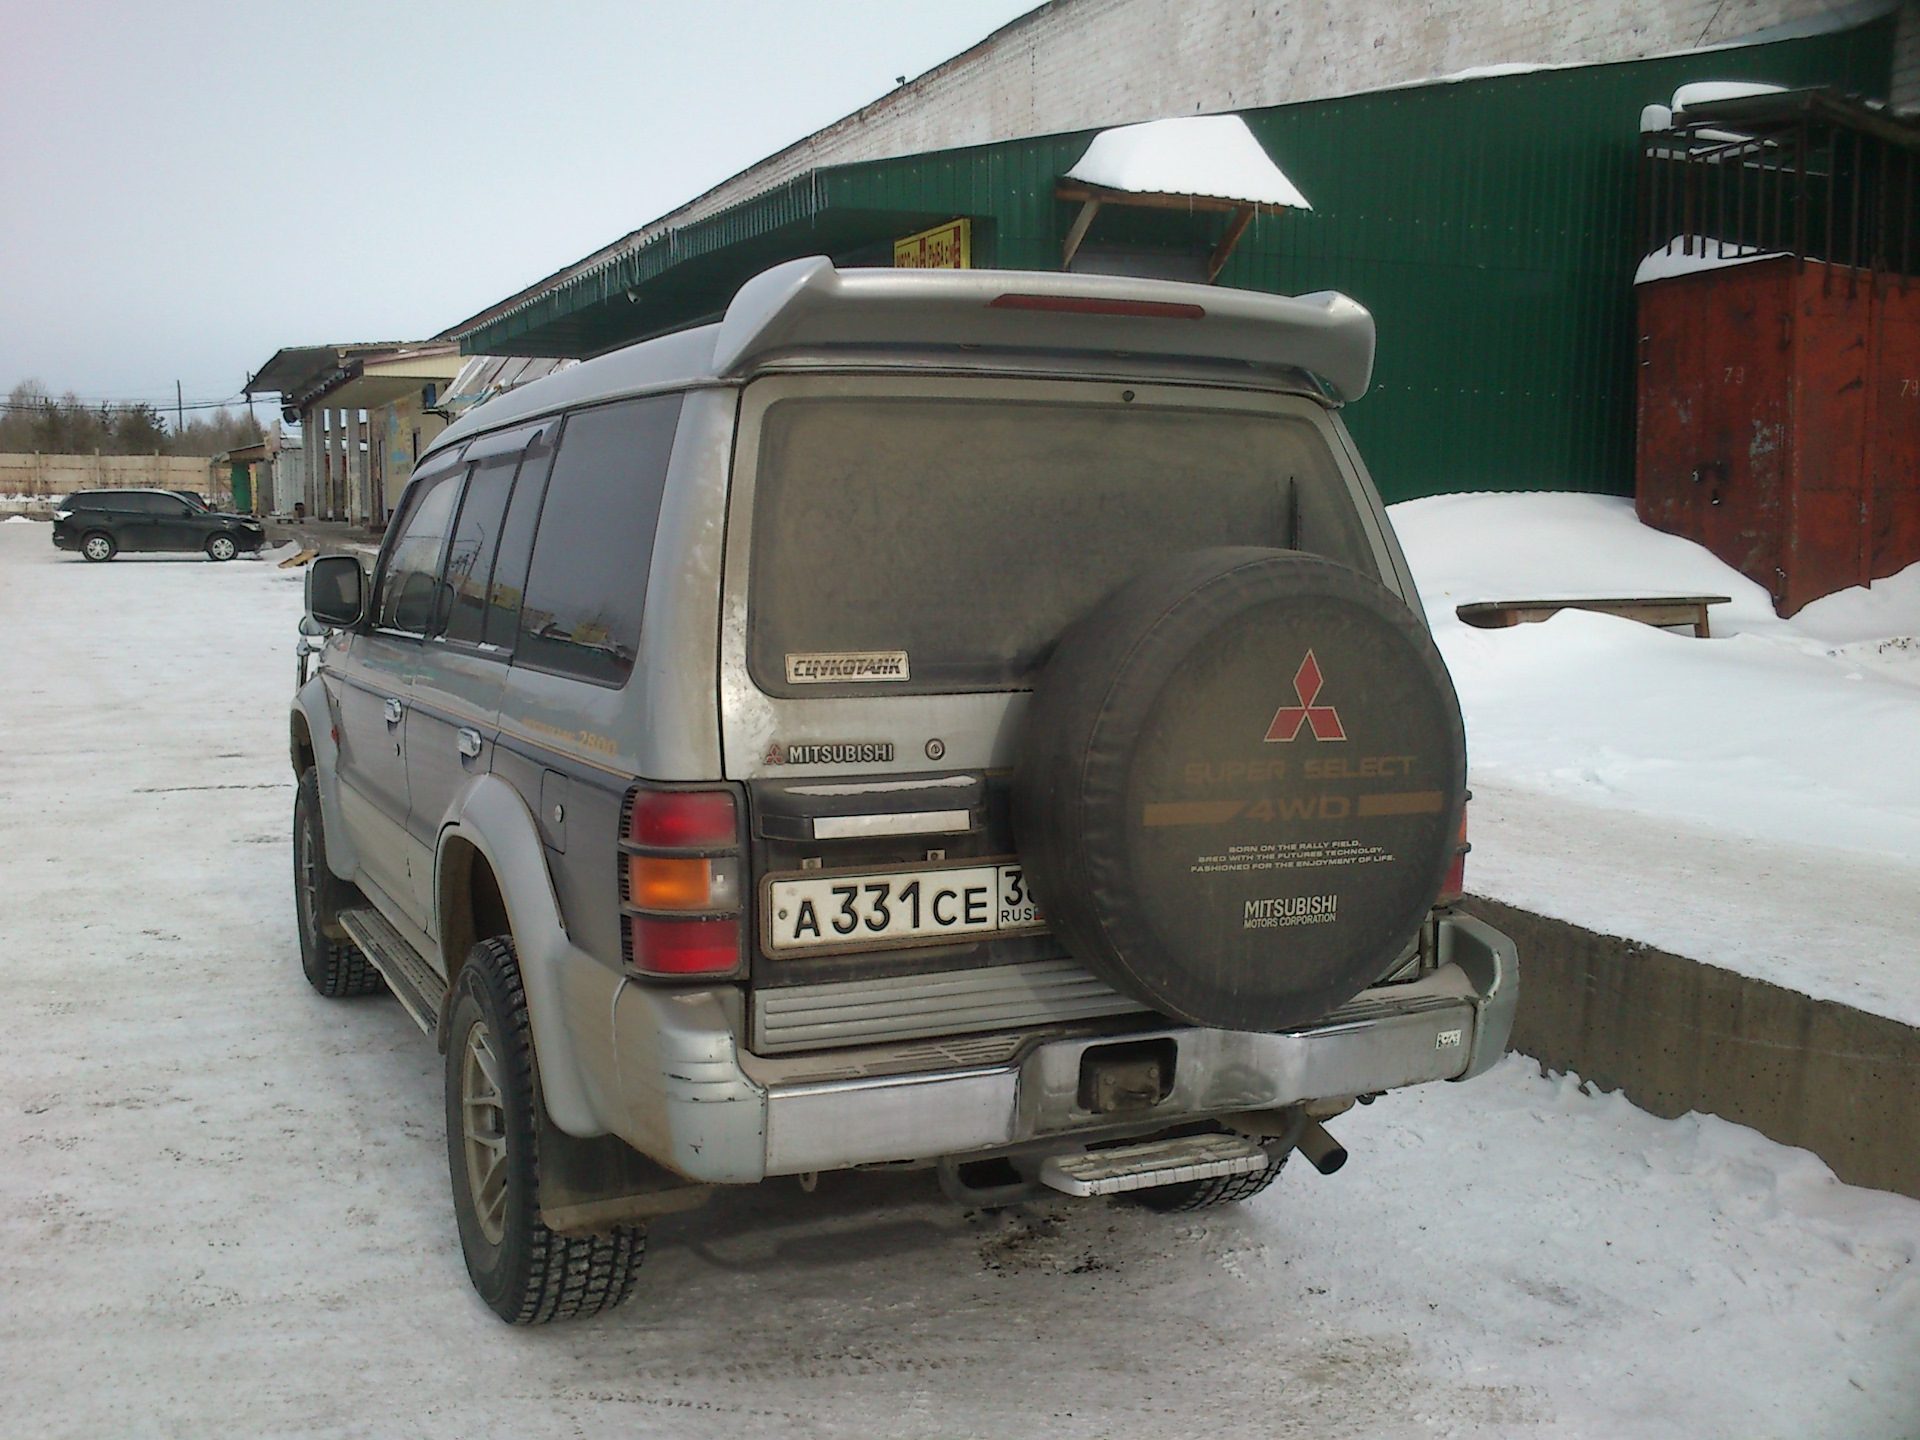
[206,533,238,561]
[293,768,382,997]
[446,936,646,1324]
[81,532,115,562]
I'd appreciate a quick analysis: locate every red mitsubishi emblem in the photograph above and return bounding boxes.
[1265,650,1347,742]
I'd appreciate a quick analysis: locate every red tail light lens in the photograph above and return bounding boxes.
[629,789,737,849]
[1438,805,1470,904]
[620,783,745,981]
[627,915,742,976]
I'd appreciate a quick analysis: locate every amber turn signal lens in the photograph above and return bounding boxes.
[629,855,712,910]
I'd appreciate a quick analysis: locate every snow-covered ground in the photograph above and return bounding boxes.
[1,523,1917,1437]
[1393,492,1920,1025]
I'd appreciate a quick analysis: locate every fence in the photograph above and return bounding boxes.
[0,453,221,502]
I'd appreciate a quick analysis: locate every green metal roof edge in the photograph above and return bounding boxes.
[459,168,877,355]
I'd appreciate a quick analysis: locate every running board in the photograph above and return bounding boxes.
[1039,1133,1272,1197]
[337,906,448,1039]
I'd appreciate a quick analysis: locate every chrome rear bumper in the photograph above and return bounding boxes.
[608,909,1517,1183]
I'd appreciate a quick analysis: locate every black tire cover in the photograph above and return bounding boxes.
[1013,547,1466,1032]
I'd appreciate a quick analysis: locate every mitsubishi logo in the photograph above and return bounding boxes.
[1265,650,1347,742]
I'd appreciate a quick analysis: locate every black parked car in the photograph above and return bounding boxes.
[51,489,266,562]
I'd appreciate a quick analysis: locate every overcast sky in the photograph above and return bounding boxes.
[0,1,1036,415]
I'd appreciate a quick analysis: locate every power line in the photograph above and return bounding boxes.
[0,395,261,415]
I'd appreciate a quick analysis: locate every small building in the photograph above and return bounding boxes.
[211,441,269,515]
[245,342,465,525]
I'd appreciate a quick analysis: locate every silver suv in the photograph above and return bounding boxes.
[292,258,1517,1324]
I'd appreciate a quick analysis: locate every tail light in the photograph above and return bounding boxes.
[618,782,746,979]
[1437,798,1471,904]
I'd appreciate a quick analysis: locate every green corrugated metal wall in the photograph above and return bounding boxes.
[857,18,1894,503]
[464,16,1894,503]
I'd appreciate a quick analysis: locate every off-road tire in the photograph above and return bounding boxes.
[293,767,382,997]
[445,936,646,1324]
[1125,1151,1287,1212]
[81,532,115,562]
[206,533,238,561]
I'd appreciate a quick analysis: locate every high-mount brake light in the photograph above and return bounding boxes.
[619,784,745,980]
[1437,802,1471,904]
[987,293,1206,320]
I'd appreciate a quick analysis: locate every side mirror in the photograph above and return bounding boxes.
[306,554,366,629]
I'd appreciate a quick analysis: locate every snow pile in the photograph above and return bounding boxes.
[2,524,1919,1436]
[251,539,303,565]
[3,514,37,524]
[1065,115,1311,209]
[1393,491,1920,1020]
[1636,235,1786,284]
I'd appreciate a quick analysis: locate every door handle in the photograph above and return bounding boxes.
[457,727,483,759]
[384,697,403,726]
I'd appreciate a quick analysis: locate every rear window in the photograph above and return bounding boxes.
[747,396,1374,695]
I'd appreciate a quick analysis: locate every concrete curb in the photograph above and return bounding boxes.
[1462,896,1920,1201]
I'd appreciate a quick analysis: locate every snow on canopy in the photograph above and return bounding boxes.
[1671,80,1786,111]
[1635,235,1787,284]
[1065,115,1312,210]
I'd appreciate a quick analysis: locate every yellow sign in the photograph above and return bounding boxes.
[894,218,971,269]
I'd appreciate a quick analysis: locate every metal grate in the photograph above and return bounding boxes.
[1640,87,1920,288]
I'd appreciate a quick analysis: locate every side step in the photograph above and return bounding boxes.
[337,906,449,1039]
[1039,1133,1272,1197]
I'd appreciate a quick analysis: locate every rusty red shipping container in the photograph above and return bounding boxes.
[1637,258,1920,615]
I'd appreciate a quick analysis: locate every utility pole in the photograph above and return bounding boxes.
[175,380,184,438]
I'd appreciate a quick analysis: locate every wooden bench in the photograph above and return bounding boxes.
[1455,595,1732,638]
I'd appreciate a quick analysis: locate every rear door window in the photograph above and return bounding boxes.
[747,396,1373,695]
[437,454,521,648]
[483,428,556,651]
[514,394,682,687]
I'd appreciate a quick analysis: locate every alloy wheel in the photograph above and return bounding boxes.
[460,1020,510,1247]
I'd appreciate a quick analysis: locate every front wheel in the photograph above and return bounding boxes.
[445,936,646,1324]
[206,533,238,561]
[293,768,382,997]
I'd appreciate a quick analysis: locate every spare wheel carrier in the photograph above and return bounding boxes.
[1013,547,1466,1033]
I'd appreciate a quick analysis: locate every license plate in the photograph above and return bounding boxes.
[764,861,1045,955]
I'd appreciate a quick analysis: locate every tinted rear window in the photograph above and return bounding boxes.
[748,396,1373,695]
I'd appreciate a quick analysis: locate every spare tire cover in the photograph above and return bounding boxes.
[1013,547,1465,1032]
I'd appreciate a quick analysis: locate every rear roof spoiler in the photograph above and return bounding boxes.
[713,258,1376,403]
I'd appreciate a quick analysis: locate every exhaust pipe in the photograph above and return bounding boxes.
[1296,1118,1347,1175]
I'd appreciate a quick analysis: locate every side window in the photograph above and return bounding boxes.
[374,467,464,636]
[483,428,556,651]
[438,449,522,648]
[515,395,682,686]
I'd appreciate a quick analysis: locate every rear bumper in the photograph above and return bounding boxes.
[608,908,1518,1184]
